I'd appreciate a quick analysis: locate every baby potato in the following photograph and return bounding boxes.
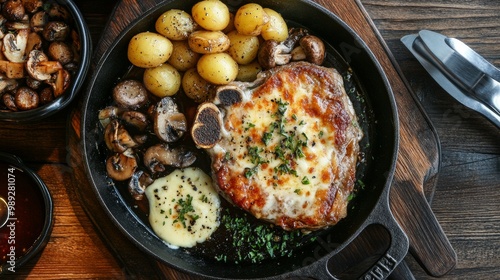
[234,3,269,36]
[128,32,173,68]
[197,53,238,85]
[155,9,197,40]
[191,0,230,31]
[261,8,288,42]
[168,40,201,72]
[227,30,259,65]
[236,60,262,82]
[143,63,181,97]
[188,30,230,54]
[182,68,213,103]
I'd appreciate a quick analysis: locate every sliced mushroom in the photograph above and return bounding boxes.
[0,60,25,78]
[26,32,42,54]
[2,93,17,111]
[112,79,148,109]
[47,68,70,97]
[98,106,124,128]
[2,0,26,21]
[257,28,309,69]
[128,170,153,200]
[104,119,139,153]
[143,143,196,173]
[42,21,70,42]
[257,40,292,70]
[2,29,28,62]
[214,85,244,106]
[26,49,63,81]
[5,19,30,30]
[106,151,138,181]
[121,110,149,132]
[153,97,187,143]
[191,102,223,149]
[0,74,18,93]
[14,86,39,110]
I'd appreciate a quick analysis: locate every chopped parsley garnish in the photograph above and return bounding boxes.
[173,194,199,228]
[215,210,312,264]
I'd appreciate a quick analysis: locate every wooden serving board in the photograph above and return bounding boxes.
[68,0,456,278]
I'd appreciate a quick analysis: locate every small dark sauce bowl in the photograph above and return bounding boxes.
[0,152,54,274]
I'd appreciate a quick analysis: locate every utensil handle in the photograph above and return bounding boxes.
[390,180,457,277]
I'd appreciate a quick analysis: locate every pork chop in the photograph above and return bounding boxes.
[194,61,363,231]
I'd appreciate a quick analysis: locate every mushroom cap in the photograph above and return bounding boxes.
[112,79,149,110]
[299,35,325,65]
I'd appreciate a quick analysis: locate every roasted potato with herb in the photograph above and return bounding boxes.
[188,30,230,54]
[128,32,173,68]
[261,8,288,42]
[155,9,197,40]
[191,0,230,31]
[226,30,260,65]
[168,40,201,71]
[197,53,238,85]
[143,63,181,97]
[182,68,213,102]
[234,3,269,36]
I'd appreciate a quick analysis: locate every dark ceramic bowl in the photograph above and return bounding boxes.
[82,0,405,279]
[0,152,54,274]
[0,0,91,122]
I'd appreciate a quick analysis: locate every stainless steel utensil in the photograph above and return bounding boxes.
[401,30,500,128]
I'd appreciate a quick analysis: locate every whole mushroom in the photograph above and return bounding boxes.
[112,79,149,110]
[291,35,326,65]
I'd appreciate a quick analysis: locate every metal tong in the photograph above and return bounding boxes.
[401,30,500,128]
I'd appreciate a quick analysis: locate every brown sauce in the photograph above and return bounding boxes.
[0,162,45,269]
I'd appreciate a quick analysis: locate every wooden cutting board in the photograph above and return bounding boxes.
[68,0,456,278]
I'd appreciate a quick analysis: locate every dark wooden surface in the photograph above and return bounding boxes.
[0,0,498,279]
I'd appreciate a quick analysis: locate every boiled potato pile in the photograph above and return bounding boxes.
[127,0,288,101]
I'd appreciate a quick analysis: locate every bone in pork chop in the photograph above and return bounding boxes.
[191,61,363,231]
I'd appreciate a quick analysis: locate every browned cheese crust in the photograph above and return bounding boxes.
[207,62,363,231]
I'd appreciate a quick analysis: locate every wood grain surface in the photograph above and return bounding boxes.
[0,0,498,279]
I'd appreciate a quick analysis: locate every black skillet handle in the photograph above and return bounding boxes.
[288,197,409,280]
[357,200,409,280]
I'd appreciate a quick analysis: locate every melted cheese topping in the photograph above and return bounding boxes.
[145,167,220,248]
[210,62,363,230]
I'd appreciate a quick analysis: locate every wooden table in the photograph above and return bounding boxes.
[1,0,498,279]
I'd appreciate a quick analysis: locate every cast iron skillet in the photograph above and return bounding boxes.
[81,0,405,279]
